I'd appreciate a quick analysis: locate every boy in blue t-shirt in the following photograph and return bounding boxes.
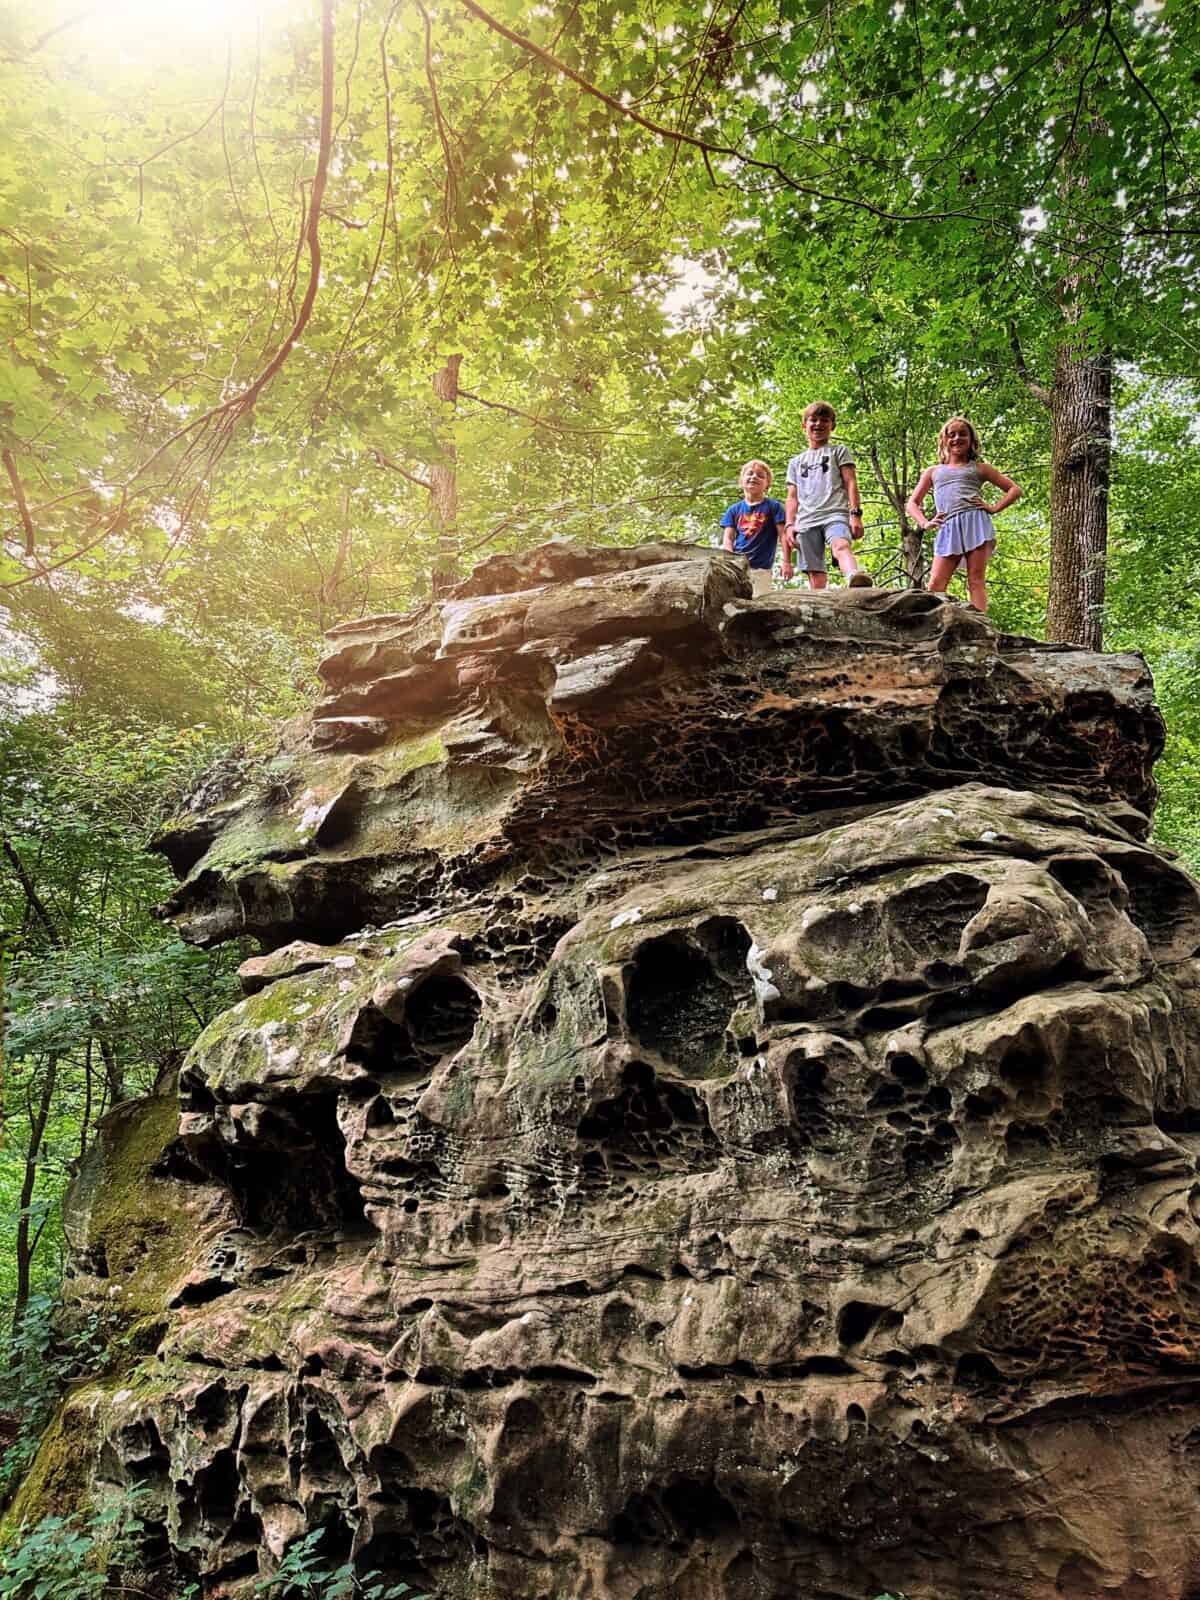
[720,460,790,596]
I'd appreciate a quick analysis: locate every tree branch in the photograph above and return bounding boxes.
[1,490,128,591]
[317,0,403,408]
[219,38,253,246]
[417,0,462,271]
[2,0,336,590]
[25,7,95,53]
[2,449,36,555]
[457,386,620,435]
[453,0,992,225]
[370,448,432,490]
[0,835,62,947]
[1103,2,1191,175]
[1007,320,1052,407]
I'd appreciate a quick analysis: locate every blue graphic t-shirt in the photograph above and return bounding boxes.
[720,497,786,570]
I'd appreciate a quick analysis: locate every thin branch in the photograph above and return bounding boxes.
[249,21,280,246]
[1,490,127,592]
[322,488,353,610]
[456,386,607,434]
[417,0,462,271]
[453,0,993,225]
[0,836,61,946]
[921,17,1079,181]
[336,0,365,138]
[322,207,368,229]
[1103,2,1191,174]
[26,7,95,52]
[2,0,337,590]
[1007,320,1052,408]
[182,994,206,1028]
[219,38,253,246]
[1040,21,1105,191]
[284,177,309,324]
[317,0,402,407]
[370,448,432,490]
[134,95,227,224]
[219,0,334,420]
[2,450,36,555]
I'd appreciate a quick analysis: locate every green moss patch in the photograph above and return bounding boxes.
[79,1078,213,1314]
[1,1394,100,1533]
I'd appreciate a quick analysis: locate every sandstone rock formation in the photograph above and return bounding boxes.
[28,543,1200,1600]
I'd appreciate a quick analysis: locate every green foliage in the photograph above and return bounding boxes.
[0,1493,146,1600]
[254,1528,429,1600]
[0,1296,112,1500]
[2,6,1200,1556]
[0,708,242,1322]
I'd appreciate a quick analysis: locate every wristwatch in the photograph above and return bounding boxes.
[849,507,863,518]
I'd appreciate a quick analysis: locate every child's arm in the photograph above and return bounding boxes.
[905,467,941,529]
[840,463,865,540]
[974,464,1023,515]
[776,509,793,580]
[720,507,736,553]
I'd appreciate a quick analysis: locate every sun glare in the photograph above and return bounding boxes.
[61,0,302,54]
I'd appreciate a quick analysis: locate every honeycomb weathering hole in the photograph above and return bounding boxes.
[838,1300,905,1347]
[626,924,749,1079]
[890,872,990,959]
[576,1060,719,1177]
[578,1061,705,1140]
[405,974,482,1061]
[229,1092,368,1233]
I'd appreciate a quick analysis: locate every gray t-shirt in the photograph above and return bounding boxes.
[786,442,855,531]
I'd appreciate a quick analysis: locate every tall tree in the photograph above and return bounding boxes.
[457,0,1200,642]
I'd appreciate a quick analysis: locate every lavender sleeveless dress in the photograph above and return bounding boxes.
[932,463,995,557]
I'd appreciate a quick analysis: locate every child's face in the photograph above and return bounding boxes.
[945,424,973,460]
[804,412,834,447]
[740,464,771,500]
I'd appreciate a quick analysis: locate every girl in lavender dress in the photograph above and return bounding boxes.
[905,417,1023,613]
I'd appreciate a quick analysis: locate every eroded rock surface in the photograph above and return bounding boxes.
[38,544,1200,1600]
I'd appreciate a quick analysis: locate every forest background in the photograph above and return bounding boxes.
[2,0,1200,1471]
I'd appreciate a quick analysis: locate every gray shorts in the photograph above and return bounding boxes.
[792,519,851,574]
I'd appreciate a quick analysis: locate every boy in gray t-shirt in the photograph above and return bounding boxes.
[784,401,873,588]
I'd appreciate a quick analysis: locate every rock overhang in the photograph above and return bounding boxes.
[153,543,1164,954]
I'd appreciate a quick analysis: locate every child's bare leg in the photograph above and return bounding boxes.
[830,537,872,587]
[928,554,961,593]
[964,543,992,611]
[830,538,859,580]
[808,569,829,590]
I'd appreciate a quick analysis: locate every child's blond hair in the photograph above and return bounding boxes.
[937,416,982,463]
[739,459,773,488]
[803,401,836,425]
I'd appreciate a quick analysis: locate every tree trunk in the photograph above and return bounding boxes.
[1046,341,1111,650]
[99,1035,125,1105]
[900,517,925,589]
[430,354,462,596]
[1042,62,1111,652]
[12,1055,58,1343]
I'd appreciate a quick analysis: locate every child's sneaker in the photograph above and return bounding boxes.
[848,571,874,588]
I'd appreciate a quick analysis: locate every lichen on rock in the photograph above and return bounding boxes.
[31,542,1200,1599]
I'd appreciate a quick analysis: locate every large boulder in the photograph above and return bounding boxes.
[39,544,1200,1600]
